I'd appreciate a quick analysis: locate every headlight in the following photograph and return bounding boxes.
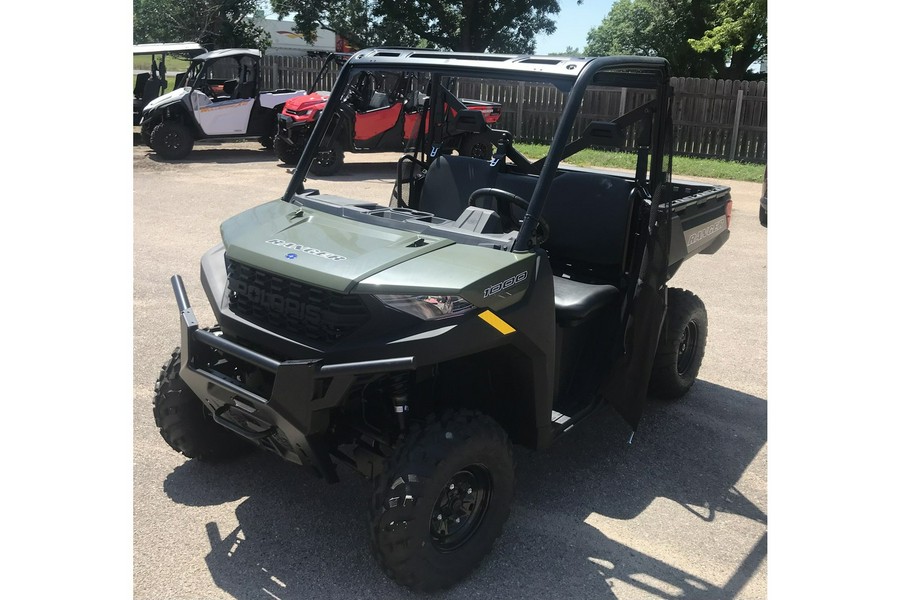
[377,294,475,320]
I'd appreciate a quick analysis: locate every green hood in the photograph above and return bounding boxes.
[220,200,535,308]
[220,200,455,293]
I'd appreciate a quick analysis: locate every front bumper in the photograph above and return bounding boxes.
[171,274,414,481]
[276,113,311,143]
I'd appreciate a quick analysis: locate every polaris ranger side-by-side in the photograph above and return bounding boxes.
[154,49,732,592]
[139,49,307,159]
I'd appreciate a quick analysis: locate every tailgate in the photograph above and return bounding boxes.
[668,182,732,262]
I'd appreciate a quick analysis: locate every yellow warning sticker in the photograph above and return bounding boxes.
[478,310,516,335]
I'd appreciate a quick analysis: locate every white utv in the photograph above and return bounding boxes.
[139,49,306,159]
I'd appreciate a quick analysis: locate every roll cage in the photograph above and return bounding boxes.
[282,49,673,255]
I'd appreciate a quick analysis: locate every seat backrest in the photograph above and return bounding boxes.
[419,156,634,281]
[368,91,390,109]
[233,63,256,99]
[540,172,634,281]
[234,80,255,99]
[223,79,239,96]
[140,77,164,106]
[418,156,498,220]
[134,72,151,98]
[492,170,634,282]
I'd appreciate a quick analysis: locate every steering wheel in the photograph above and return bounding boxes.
[345,72,376,111]
[468,188,549,244]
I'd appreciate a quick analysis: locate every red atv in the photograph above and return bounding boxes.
[274,62,501,175]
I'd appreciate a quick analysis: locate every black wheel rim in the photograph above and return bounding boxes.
[430,465,492,551]
[471,143,490,159]
[161,130,181,151]
[316,149,335,167]
[677,320,698,375]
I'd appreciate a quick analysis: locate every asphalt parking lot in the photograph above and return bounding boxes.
[133,140,767,599]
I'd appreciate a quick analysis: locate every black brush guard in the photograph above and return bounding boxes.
[171,275,414,481]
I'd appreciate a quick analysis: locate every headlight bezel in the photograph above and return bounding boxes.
[376,294,476,321]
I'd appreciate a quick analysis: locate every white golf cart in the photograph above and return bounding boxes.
[139,48,307,159]
[133,42,206,126]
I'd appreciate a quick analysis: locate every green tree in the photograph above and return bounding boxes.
[688,0,766,79]
[134,0,272,52]
[584,0,765,79]
[268,0,420,50]
[270,0,569,53]
[547,46,583,56]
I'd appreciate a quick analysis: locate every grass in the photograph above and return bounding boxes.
[133,75,180,96]
[133,55,191,71]
[133,55,189,94]
[516,143,765,183]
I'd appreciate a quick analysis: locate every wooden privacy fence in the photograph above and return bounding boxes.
[262,56,767,163]
[264,55,344,94]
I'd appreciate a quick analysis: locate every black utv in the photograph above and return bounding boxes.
[154,48,732,591]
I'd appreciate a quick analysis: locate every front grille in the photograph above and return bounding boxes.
[225,257,370,345]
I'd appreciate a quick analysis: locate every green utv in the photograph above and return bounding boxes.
[154,48,732,591]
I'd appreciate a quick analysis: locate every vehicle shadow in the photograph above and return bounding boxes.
[140,147,278,165]
[162,380,766,599]
[279,160,400,183]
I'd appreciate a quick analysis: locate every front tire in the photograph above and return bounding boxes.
[150,121,194,160]
[649,288,708,399]
[274,136,304,165]
[259,112,283,149]
[370,410,515,592]
[140,121,155,146]
[308,141,344,176]
[153,347,253,460]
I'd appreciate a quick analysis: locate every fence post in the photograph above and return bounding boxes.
[516,81,524,138]
[619,87,628,116]
[271,58,279,89]
[729,89,744,161]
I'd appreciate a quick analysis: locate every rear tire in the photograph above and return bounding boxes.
[648,288,708,399]
[153,347,253,460]
[759,205,767,227]
[274,136,304,165]
[150,121,194,160]
[370,410,515,592]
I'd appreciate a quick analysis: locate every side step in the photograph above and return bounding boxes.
[550,394,607,440]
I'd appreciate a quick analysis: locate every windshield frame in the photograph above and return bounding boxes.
[282,49,672,252]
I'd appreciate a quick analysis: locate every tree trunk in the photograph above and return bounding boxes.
[458,0,475,51]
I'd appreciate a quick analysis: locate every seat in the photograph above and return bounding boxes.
[553,276,619,326]
[233,80,255,99]
[133,72,151,98]
[368,91,390,109]
[134,77,164,113]
[142,77,164,102]
[223,79,239,96]
[539,173,635,283]
[418,156,499,220]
